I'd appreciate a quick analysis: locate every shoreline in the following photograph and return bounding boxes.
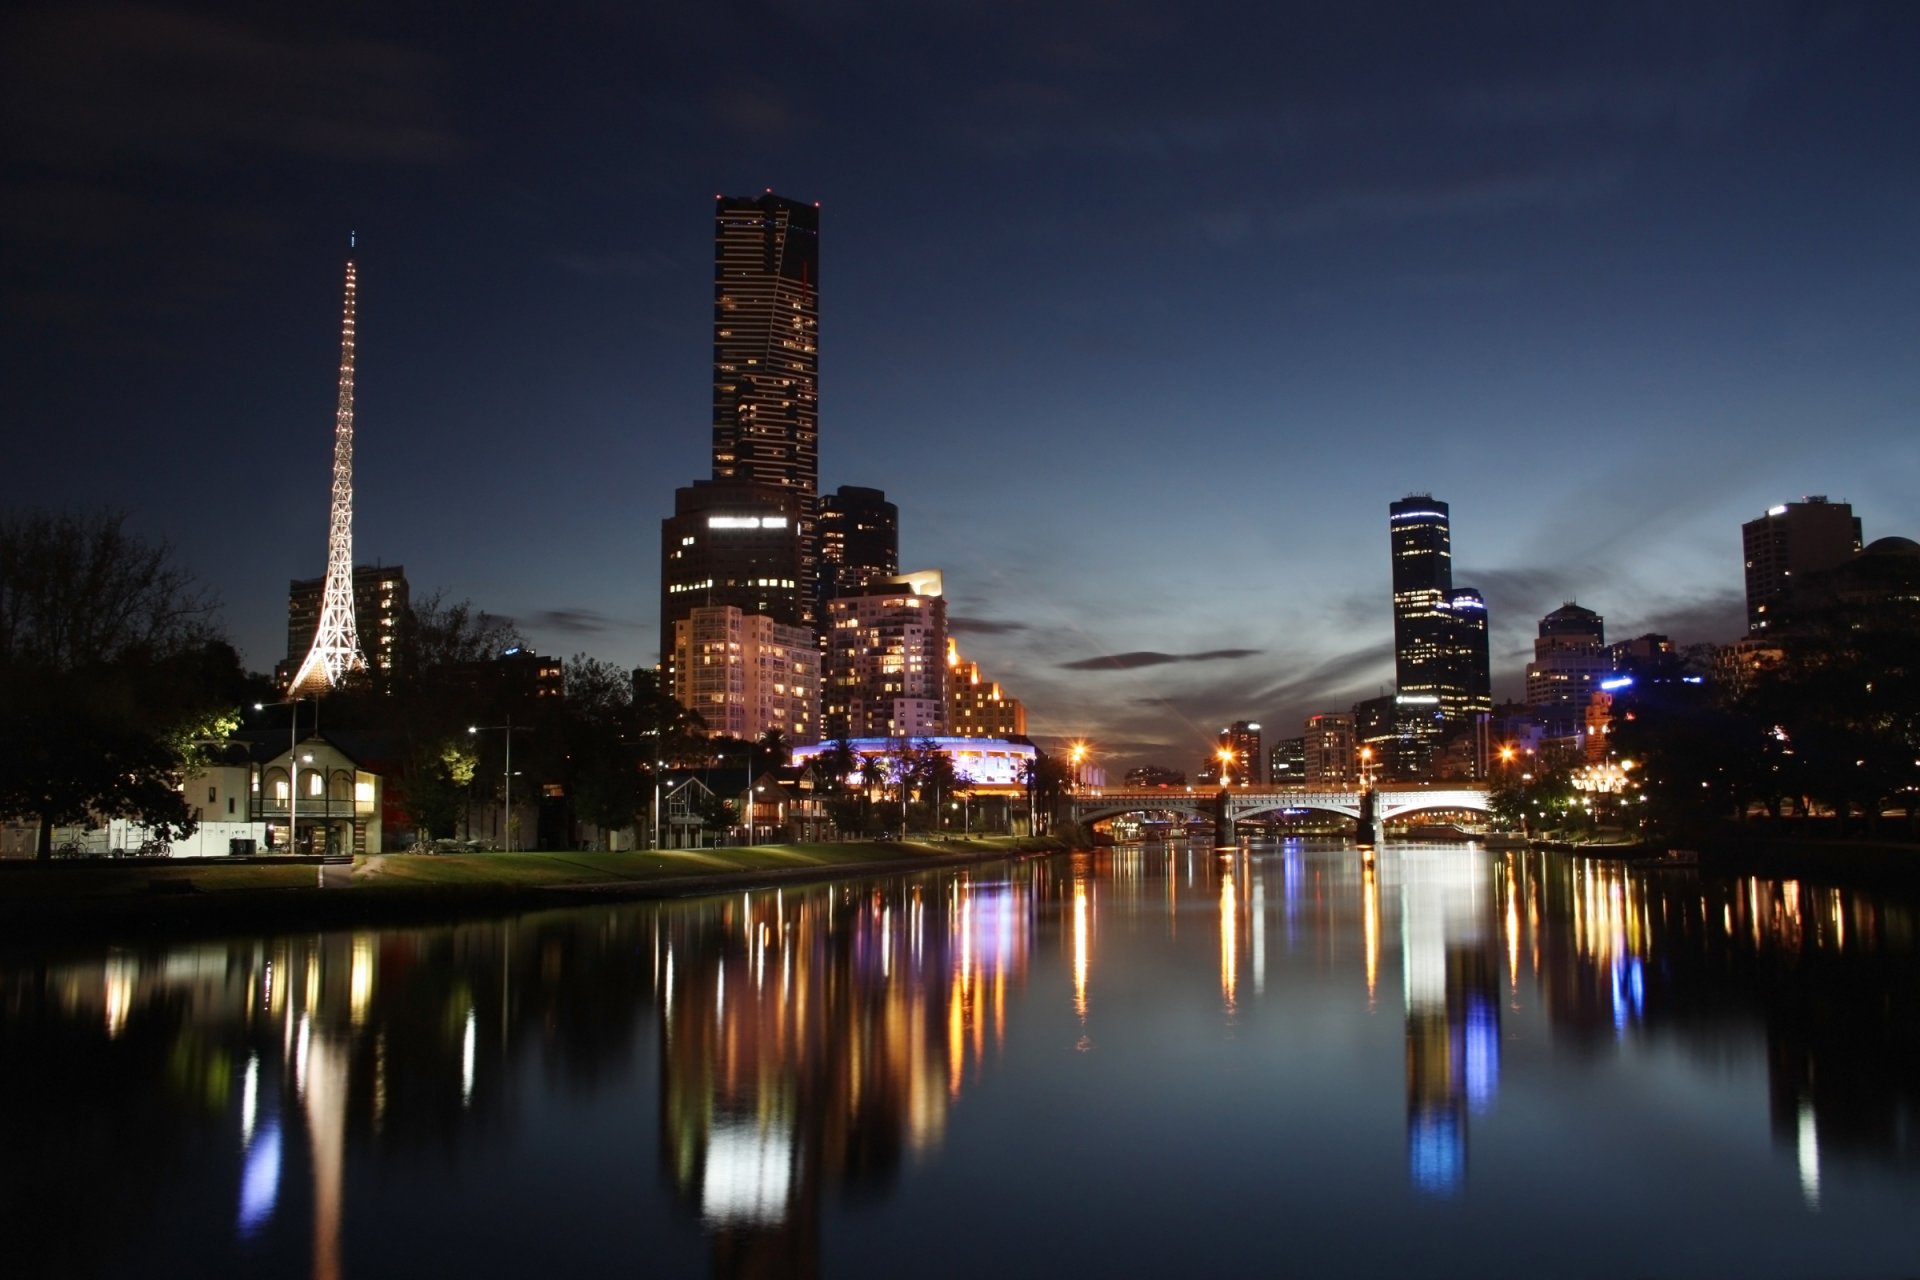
[0,837,1068,950]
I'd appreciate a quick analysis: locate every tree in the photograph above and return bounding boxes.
[0,512,241,858]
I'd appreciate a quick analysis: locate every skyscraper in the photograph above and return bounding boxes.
[289,246,368,696]
[1524,602,1609,709]
[1388,495,1491,729]
[1742,496,1862,633]
[713,192,820,613]
[818,485,898,606]
[824,571,948,740]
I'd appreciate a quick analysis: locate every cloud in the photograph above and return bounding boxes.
[525,608,624,637]
[1059,648,1261,672]
[949,616,1029,636]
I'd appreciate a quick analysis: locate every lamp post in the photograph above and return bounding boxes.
[468,716,529,851]
[255,698,307,854]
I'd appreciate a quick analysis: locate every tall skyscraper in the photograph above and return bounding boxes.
[1742,496,1862,633]
[660,479,809,639]
[1388,495,1491,729]
[289,245,369,696]
[713,193,820,612]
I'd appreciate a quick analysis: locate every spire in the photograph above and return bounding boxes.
[289,249,369,696]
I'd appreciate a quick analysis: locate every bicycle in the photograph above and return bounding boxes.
[137,837,171,858]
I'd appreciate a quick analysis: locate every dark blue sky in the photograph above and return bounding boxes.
[6,1,1916,773]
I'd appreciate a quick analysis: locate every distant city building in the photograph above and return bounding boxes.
[672,605,820,744]
[1524,602,1611,709]
[1389,495,1492,726]
[1304,712,1357,783]
[660,480,810,645]
[824,570,949,740]
[1268,737,1306,784]
[713,191,820,611]
[1610,633,1674,672]
[1713,636,1785,701]
[1220,721,1265,785]
[1742,496,1862,633]
[1351,693,1442,781]
[792,737,1037,790]
[818,485,898,614]
[1126,765,1186,788]
[946,639,1027,739]
[283,564,408,691]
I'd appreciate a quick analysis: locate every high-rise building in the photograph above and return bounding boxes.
[1268,737,1306,783]
[1742,497,1863,633]
[672,605,820,744]
[1304,712,1357,783]
[946,640,1028,739]
[1219,721,1265,785]
[284,565,408,691]
[1524,602,1610,708]
[824,571,948,740]
[818,485,898,608]
[660,480,810,641]
[713,193,819,609]
[1388,495,1492,727]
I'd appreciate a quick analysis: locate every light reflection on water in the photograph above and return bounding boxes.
[1,842,1917,1277]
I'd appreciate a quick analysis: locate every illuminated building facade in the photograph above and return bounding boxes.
[1742,496,1861,633]
[284,565,408,692]
[1220,721,1265,785]
[1304,712,1357,783]
[1389,495,1492,727]
[824,571,948,740]
[660,480,809,640]
[818,484,897,612]
[1524,602,1610,708]
[1268,737,1305,783]
[713,192,820,615]
[671,605,820,744]
[945,640,1027,739]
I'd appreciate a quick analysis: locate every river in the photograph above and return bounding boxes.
[2,840,1915,1278]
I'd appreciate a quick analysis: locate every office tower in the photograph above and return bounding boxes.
[1440,587,1492,720]
[289,245,369,695]
[1351,694,1441,781]
[824,571,948,740]
[660,480,809,641]
[818,485,898,606]
[1219,721,1265,785]
[1742,497,1863,633]
[1303,712,1357,783]
[946,640,1028,739]
[285,566,408,691]
[1268,737,1305,783]
[1388,495,1492,727]
[713,193,820,612]
[672,605,820,744]
[1524,602,1609,708]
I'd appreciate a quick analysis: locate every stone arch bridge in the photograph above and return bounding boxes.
[1069,782,1492,827]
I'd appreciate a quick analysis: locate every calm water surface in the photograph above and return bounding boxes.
[3,841,1917,1278]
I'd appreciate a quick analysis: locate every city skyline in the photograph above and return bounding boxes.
[6,2,1917,772]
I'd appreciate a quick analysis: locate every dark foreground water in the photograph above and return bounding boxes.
[3,841,1917,1279]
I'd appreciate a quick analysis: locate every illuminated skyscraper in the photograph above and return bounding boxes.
[1742,496,1862,633]
[824,571,948,740]
[818,485,897,606]
[1389,496,1491,729]
[713,192,820,619]
[289,246,368,696]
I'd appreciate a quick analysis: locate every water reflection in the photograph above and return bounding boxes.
[0,845,1915,1276]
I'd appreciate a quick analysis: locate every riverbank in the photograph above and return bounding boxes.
[1526,833,1920,891]
[0,836,1068,947]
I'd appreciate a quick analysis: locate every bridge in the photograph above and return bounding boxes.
[1069,781,1492,827]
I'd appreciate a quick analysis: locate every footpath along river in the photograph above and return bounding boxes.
[2,839,1916,1278]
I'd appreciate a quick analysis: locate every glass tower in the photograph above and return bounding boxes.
[1389,496,1491,728]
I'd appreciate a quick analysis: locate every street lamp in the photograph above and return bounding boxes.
[469,716,530,851]
[1217,747,1235,788]
[255,697,307,854]
[1070,742,1087,791]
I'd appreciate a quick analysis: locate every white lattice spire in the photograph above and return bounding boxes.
[290,244,369,696]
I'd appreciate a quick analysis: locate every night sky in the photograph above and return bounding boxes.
[6,2,1917,774]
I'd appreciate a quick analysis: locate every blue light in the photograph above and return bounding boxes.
[1600,675,1635,691]
[237,1115,282,1239]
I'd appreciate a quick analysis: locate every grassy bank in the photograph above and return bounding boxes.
[0,836,1067,945]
